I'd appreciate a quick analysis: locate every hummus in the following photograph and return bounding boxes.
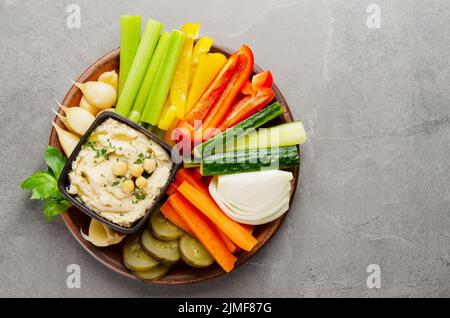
[68,118,173,227]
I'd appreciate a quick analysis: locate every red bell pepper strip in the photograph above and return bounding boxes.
[241,81,254,96]
[217,86,275,131]
[241,70,273,96]
[166,183,178,196]
[202,45,254,133]
[252,70,273,90]
[202,176,213,187]
[192,167,203,180]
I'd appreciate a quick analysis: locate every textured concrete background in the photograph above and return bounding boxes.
[1,0,449,297]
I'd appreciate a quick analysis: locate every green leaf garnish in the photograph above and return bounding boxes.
[43,198,72,221]
[45,145,67,179]
[21,171,60,200]
[20,147,71,220]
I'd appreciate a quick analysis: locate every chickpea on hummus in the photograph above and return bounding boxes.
[68,118,173,227]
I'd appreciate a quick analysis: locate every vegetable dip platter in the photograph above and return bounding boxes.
[22,17,306,284]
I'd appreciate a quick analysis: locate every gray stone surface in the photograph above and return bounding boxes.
[0,0,449,297]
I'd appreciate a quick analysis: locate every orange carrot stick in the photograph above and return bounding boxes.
[168,193,237,272]
[217,228,238,254]
[177,168,209,196]
[177,181,257,251]
[233,224,254,253]
[160,201,192,235]
[242,224,254,234]
[166,168,208,196]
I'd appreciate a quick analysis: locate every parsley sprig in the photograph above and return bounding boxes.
[134,190,146,201]
[21,146,72,220]
[135,152,152,164]
[85,140,97,150]
[95,148,110,160]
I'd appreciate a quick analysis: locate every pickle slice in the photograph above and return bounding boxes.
[150,210,185,242]
[179,234,215,268]
[133,263,171,280]
[141,229,180,263]
[123,234,159,271]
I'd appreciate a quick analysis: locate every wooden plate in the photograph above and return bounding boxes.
[49,45,300,285]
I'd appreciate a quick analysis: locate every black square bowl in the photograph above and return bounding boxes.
[57,111,182,234]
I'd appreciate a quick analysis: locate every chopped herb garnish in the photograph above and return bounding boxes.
[86,141,97,150]
[135,153,145,164]
[134,190,146,201]
[112,180,120,186]
[135,152,152,164]
[95,148,109,160]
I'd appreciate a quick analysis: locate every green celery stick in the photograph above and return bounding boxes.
[118,15,141,97]
[115,19,163,117]
[128,31,170,122]
[141,30,186,125]
[127,110,141,122]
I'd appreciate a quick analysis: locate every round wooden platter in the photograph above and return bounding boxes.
[49,45,300,285]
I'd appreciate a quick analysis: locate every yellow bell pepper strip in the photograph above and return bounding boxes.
[158,105,179,130]
[168,22,200,121]
[186,53,227,113]
[164,53,224,141]
[158,97,175,130]
[189,36,214,87]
